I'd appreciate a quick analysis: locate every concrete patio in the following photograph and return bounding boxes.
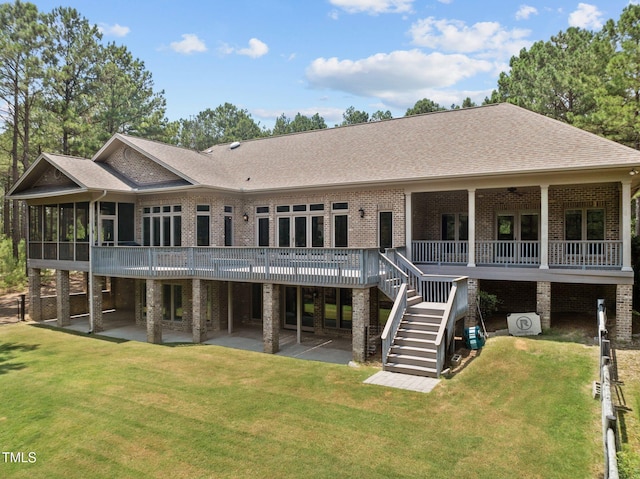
[41,311,354,366]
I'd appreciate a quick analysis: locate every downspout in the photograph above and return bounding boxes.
[88,190,107,333]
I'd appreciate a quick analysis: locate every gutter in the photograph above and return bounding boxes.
[88,190,107,333]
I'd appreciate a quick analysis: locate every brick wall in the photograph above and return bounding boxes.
[480,280,537,313]
[551,283,616,313]
[106,145,183,186]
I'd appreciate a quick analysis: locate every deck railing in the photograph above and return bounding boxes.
[412,240,622,268]
[386,249,458,302]
[381,283,407,365]
[93,246,381,287]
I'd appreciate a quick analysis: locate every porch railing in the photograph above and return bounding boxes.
[549,241,622,268]
[412,240,622,268]
[93,246,381,287]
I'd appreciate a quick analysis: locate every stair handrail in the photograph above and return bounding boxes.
[386,249,424,297]
[433,276,468,376]
[381,282,408,365]
[378,252,409,301]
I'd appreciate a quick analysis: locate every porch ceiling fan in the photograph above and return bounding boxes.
[506,187,523,197]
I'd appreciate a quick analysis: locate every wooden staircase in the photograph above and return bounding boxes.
[384,289,446,378]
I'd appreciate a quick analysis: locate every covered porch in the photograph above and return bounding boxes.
[405,181,633,271]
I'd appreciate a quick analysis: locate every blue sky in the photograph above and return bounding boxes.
[29,0,639,128]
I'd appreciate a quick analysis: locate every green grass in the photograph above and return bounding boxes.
[0,324,601,479]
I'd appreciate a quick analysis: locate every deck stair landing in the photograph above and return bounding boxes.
[384,291,446,378]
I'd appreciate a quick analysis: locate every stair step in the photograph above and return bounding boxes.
[407,295,423,307]
[386,353,437,369]
[394,336,437,348]
[397,328,437,340]
[403,316,442,329]
[407,302,445,316]
[390,345,437,359]
[385,362,438,378]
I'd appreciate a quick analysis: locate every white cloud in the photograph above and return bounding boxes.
[437,0,453,4]
[98,23,130,37]
[409,17,531,59]
[568,3,604,30]
[170,34,207,55]
[238,38,269,58]
[219,38,269,58]
[515,5,538,20]
[329,0,414,15]
[305,49,493,108]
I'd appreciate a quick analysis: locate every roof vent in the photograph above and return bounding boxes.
[229,141,241,150]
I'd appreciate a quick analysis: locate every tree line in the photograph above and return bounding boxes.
[3,1,640,256]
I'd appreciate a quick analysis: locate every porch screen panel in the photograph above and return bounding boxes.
[458,214,469,240]
[43,205,58,260]
[29,205,43,259]
[60,203,75,260]
[75,202,89,261]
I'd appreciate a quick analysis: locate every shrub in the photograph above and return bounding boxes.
[618,448,640,479]
[0,235,26,291]
[478,290,501,319]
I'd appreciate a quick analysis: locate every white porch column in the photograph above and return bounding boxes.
[405,192,412,260]
[467,188,476,267]
[622,180,633,272]
[540,184,549,269]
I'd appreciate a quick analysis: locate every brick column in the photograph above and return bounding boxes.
[91,275,104,332]
[263,283,280,354]
[135,280,143,326]
[192,279,207,343]
[28,268,42,321]
[210,282,221,332]
[56,270,70,326]
[536,281,551,330]
[146,279,162,344]
[616,284,633,342]
[352,288,370,363]
[465,278,479,328]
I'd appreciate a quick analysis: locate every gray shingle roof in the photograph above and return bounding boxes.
[198,103,640,192]
[10,103,640,199]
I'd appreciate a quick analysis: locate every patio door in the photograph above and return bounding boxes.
[283,287,314,331]
[496,213,539,262]
[100,218,115,246]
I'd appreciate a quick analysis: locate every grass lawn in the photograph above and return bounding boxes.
[0,323,601,479]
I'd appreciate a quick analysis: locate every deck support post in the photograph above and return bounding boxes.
[92,275,103,332]
[192,278,207,343]
[146,279,162,344]
[540,184,549,269]
[56,270,70,327]
[536,281,551,330]
[263,283,280,354]
[28,268,42,322]
[352,288,370,363]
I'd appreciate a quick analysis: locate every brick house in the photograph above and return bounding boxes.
[7,103,640,377]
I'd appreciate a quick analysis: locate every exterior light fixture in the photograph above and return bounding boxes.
[630,168,638,176]
[359,207,365,218]
[243,213,249,222]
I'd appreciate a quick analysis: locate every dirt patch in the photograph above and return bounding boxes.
[0,271,86,324]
